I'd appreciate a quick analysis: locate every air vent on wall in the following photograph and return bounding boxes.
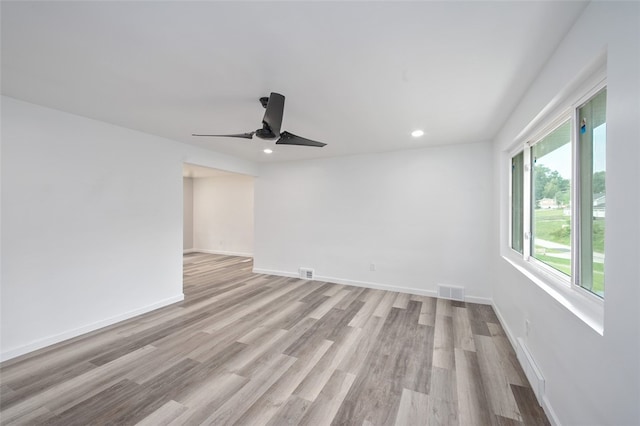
[299,268,314,280]
[437,284,465,301]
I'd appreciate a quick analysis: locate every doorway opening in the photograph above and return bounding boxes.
[182,163,255,290]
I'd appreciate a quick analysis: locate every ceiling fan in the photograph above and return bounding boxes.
[192,92,326,147]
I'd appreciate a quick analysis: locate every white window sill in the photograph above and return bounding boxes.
[501,252,604,336]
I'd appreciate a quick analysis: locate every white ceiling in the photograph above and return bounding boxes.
[1,1,588,163]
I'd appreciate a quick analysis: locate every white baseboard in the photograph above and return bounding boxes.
[0,294,184,362]
[465,295,493,305]
[491,301,519,350]
[183,248,197,254]
[491,302,561,426]
[252,268,299,278]
[317,274,438,298]
[542,394,561,426]
[191,248,253,257]
[252,268,492,305]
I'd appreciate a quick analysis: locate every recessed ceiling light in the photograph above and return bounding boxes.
[411,130,424,138]
[263,148,273,154]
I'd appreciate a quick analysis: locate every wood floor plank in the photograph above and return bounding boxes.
[0,385,17,408]
[168,372,249,425]
[134,399,187,426]
[0,253,547,426]
[2,406,52,426]
[454,348,494,426]
[394,388,430,426]
[435,297,453,316]
[126,332,213,384]
[86,310,217,366]
[488,332,529,387]
[284,300,363,358]
[332,374,399,426]
[278,295,332,330]
[332,303,425,425]
[0,321,146,386]
[348,289,387,327]
[474,335,523,421]
[401,317,434,392]
[1,345,157,423]
[309,289,351,319]
[468,303,501,324]
[373,291,398,318]
[393,292,411,309]
[427,394,459,426]
[94,358,206,424]
[469,318,492,336]
[323,284,344,297]
[200,353,297,425]
[487,322,506,337]
[334,286,367,310]
[235,317,317,378]
[453,306,476,352]
[294,326,363,402]
[188,321,255,363]
[411,295,437,326]
[337,315,384,375]
[3,360,96,399]
[0,362,96,412]
[224,328,289,373]
[433,314,455,370]
[234,339,333,426]
[510,384,551,426]
[265,395,312,426]
[429,366,457,406]
[299,369,356,426]
[495,414,525,426]
[300,282,336,304]
[202,280,305,333]
[47,379,143,425]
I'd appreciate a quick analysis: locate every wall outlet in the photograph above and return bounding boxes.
[369,263,376,271]
[525,319,531,337]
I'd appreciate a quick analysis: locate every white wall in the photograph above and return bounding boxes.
[183,177,194,250]
[493,2,640,425]
[193,175,254,257]
[0,96,257,360]
[254,142,494,301]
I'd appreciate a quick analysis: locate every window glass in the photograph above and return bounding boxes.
[511,152,524,254]
[531,121,572,277]
[578,88,606,297]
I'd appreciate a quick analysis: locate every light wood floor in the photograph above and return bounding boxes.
[0,253,549,425]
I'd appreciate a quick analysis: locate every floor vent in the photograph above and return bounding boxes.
[437,284,465,301]
[517,338,545,405]
[299,268,314,280]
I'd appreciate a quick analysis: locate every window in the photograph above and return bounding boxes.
[578,88,606,297]
[510,86,606,299]
[511,151,524,254]
[531,120,572,277]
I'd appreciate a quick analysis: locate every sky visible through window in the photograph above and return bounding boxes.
[536,124,606,178]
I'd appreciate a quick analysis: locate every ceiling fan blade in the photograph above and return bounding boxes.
[277,131,327,147]
[262,92,285,137]
[192,132,254,139]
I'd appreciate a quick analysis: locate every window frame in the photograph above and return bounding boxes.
[525,114,573,283]
[505,73,606,333]
[573,84,607,298]
[508,149,524,256]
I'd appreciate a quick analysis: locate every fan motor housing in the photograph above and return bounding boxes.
[255,127,277,140]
